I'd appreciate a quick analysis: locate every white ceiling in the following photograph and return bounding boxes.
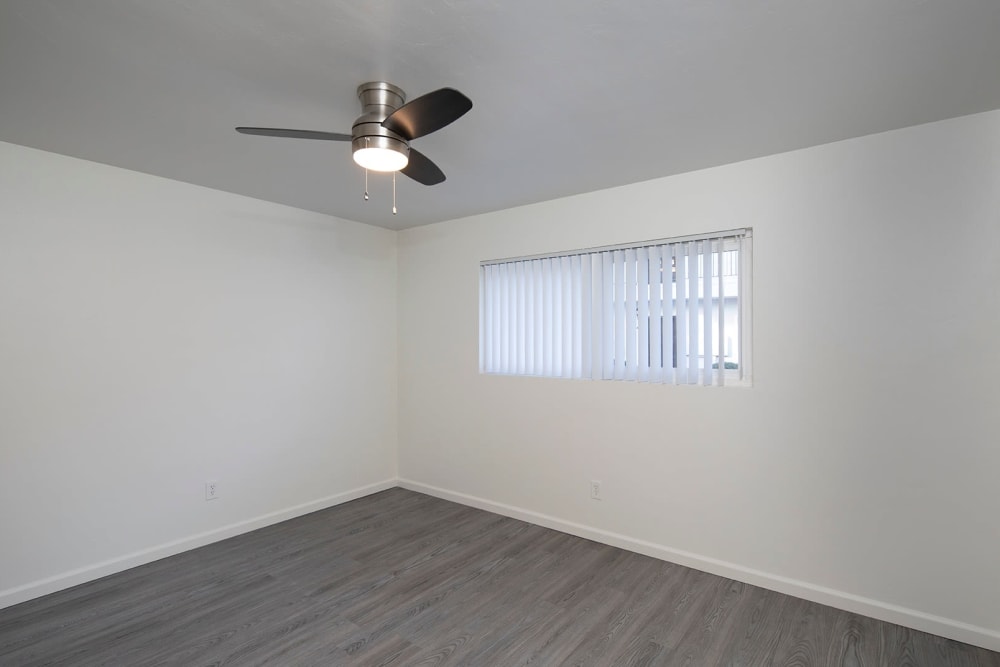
[2,1,999,231]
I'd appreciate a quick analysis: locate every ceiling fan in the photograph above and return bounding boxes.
[236,82,472,187]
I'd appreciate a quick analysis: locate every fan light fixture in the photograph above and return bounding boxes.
[353,143,408,172]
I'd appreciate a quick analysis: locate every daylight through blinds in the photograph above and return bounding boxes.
[479,229,751,385]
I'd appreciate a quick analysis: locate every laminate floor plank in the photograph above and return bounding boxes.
[1,488,997,666]
[520,585,630,665]
[611,566,725,659]
[557,564,676,665]
[710,585,800,666]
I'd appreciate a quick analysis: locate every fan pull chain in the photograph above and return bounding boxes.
[363,169,369,201]
[392,171,397,215]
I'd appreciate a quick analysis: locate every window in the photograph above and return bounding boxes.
[479,228,752,386]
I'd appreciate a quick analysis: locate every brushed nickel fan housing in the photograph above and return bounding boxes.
[351,82,410,171]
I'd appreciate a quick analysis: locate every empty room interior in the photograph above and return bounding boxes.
[1,2,999,665]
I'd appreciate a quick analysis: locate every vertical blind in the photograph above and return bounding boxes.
[479,229,752,386]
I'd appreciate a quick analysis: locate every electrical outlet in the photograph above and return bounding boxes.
[591,480,602,500]
[205,480,219,501]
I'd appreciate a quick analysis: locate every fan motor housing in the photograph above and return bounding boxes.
[351,81,410,156]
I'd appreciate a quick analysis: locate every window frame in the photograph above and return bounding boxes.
[479,228,753,387]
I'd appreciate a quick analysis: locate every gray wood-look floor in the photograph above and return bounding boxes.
[1,489,997,666]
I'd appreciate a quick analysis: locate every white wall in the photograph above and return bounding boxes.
[397,110,1000,650]
[0,142,398,606]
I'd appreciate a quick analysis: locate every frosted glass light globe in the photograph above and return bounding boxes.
[353,146,408,172]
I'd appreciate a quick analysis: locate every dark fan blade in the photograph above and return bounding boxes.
[400,147,445,185]
[381,88,472,140]
[235,127,351,141]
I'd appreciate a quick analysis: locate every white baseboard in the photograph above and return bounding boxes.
[0,478,397,612]
[398,478,1000,653]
